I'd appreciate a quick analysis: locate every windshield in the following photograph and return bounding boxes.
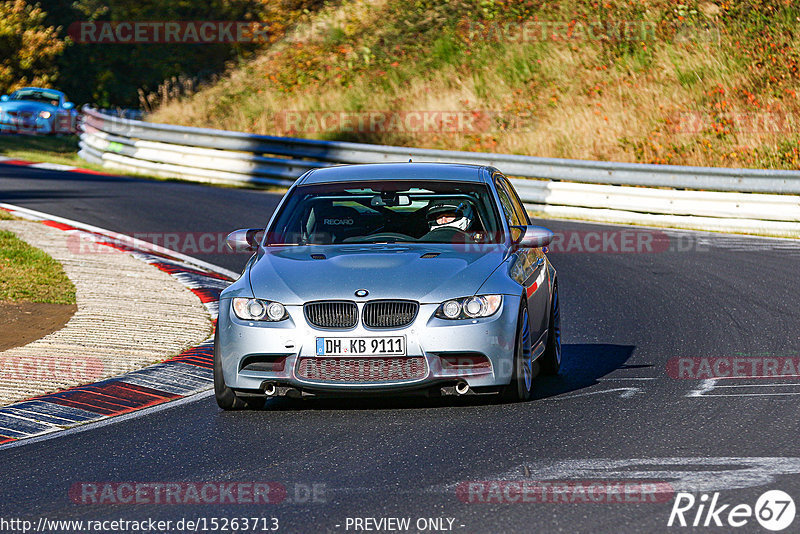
[10,89,61,106]
[267,180,503,245]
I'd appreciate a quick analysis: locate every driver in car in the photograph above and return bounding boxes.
[425,200,485,241]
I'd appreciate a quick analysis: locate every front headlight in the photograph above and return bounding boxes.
[39,111,51,119]
[232,298,288,321]
[435,295,502,320]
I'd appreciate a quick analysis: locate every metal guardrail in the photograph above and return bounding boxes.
[78,107,800,237]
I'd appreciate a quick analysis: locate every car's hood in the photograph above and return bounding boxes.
[248,244,508,304]
[0,101,55,114]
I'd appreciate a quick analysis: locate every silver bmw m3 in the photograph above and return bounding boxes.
[214,163,561,408]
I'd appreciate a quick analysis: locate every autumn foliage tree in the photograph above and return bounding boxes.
[1,0,327,106]
[0,0,65,95]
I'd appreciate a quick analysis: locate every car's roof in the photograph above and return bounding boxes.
[298,162,491,185]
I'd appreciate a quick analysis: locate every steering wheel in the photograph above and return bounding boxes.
[419,227,475,243]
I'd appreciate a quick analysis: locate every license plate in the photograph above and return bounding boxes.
[315,336,406,356]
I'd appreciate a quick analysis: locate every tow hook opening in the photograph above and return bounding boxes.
[440,380,474,396]
[259,382,302,399]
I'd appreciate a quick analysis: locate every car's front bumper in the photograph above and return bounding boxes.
[0,116,54,134]
[217,297,521,395]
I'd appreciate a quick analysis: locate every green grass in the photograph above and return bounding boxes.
[0,134,165,181]
[0,229,76,304]
[0,134,149,178]
[0,135,91,167]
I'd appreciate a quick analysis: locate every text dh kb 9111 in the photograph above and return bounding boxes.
[215,163,561,408]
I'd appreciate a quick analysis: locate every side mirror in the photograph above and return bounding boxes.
[226,228,263,252]
[514,225,554,248]
[0,95,8,102]
[63,101,75,110]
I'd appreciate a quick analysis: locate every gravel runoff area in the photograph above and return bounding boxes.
[0,219,212,405]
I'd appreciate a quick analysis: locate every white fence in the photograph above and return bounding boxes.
[78,107,800,237]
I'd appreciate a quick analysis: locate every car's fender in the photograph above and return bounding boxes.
[475,256,525,297]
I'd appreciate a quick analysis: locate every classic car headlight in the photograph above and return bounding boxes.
[436,295,502,320]
[39,111,51,119]
[232,298,288,321]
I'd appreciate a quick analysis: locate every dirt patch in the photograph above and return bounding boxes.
[0,301,76,351]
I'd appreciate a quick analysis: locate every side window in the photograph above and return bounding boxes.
[494,180,518,226]
[498,176,530,225]
[494,176,525,226]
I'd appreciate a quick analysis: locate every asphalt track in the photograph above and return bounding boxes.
[2,163,800,533]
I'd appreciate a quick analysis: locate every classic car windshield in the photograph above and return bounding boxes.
[267,180,503,245]
[9,89,61,105]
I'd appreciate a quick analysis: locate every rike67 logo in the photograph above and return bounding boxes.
[668,490,796,531]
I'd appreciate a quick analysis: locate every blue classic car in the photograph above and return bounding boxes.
[0,87,78,135]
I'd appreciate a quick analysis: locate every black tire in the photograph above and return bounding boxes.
[539,280,562,375]
[213,329,264,410]
[502,300,535,402]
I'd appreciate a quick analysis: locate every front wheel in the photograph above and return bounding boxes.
[502,301,535,402]
[539,280,562,375]
[214,329,264,410]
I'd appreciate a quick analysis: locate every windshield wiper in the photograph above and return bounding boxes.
[345,239,418,245]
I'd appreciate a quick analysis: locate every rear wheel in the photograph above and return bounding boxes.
[502,301,534,402]
[214,329,264,410]
[539,280,562,375]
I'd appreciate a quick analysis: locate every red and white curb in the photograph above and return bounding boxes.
[0,155,112,176]
[0,203,237,446]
